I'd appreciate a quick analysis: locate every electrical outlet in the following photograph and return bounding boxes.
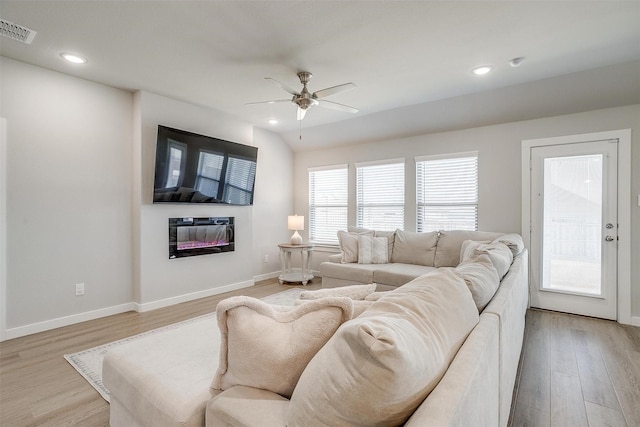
[264,254,270,263]
[75,283,85,296]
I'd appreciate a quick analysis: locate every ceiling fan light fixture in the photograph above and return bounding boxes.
[472,65,493,75]
[249,71,358,121]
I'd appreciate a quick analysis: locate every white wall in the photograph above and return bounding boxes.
[1,58,134,336]
[0,59,293,338]
[251,127,295,279]
[294,104,640,319]
[133,91,292,309]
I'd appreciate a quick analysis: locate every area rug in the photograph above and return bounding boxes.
[64,288,304,402]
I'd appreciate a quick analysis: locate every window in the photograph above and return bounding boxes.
[165,140,187,187]
[308,165,348,245]
[356,159,405,231]
[195,151,224,197]
[223,155,256,205]
[416,153,478,232]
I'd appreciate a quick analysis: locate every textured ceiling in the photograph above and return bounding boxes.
[1,1,639,150]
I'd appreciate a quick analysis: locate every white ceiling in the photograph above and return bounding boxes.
[1,1,639,150]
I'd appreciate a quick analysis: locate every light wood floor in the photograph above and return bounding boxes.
[1,280,638,427]
[510,309,640,427]
[0,278,319,426]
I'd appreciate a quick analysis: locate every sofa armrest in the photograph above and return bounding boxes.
[328,253,342,263]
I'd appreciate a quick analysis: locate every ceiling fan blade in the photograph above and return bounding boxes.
[317,99,359,114]
[245,99,290,106]
[265,77,300,96]
[297,107,307,121]
[313,82,356,99]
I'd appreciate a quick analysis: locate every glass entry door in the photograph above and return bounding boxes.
[530,140,618,320]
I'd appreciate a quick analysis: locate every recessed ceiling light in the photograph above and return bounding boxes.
[60,52,87,64]
[472,65,493,76]
[268,119,278,125]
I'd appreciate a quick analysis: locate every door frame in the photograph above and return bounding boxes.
[522,129,631,324]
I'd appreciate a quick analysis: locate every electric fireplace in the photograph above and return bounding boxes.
[169,217,234,259]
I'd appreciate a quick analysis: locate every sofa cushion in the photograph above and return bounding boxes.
[287,269,480,426]
[206,386,288,427]
[461,240,513,279]
[102,317,220,427]
[299,283,377,300]
[320,261,378,284]
[212,296,353,399]
[372,263,437,288]
[455,253,501,311]
[338,230,374,263]
[390,229,438,266]
[358,235,389,264]
[434,230,503,267]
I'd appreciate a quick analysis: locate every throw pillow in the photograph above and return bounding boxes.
[338,230,374,263]
[460,240,513,279]
[299,283,377,300]
[434,230,503,267]
[374,229,396,260]
[358,235,389,264]
[455,253,501,311]
[287,269,479,426]
[364,290,390,301]
[460,239,490,261]
[493,233,524,257]
[352,299,375,317]
[212,296,353,399]
[390,229,438,266]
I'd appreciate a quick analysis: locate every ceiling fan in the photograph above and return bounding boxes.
[247,71,358,120]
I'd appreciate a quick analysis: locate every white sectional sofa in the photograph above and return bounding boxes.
[321,228,510,290]
[103,229,528,427]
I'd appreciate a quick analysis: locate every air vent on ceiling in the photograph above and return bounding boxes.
[0,19,37,44]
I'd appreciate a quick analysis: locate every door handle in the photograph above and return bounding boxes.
[605,236,615,242]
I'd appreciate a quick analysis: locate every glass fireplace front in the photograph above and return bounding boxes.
[168,217,234,259]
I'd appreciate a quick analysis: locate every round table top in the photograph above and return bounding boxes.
[278,243,314,249]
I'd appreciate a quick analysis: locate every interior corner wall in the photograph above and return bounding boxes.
[1,57,134,334]
[293,104,640,319]
[251,127,295,279]
[134,91,290,307]
[1,118,7,341]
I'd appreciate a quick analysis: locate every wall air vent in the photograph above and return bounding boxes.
[0,19,37,44]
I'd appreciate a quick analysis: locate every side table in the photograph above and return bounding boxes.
[278,243,314,285]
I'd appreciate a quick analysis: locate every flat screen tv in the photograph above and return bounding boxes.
[153,125,258,205]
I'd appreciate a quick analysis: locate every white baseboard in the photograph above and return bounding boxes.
[631,316,640,327]
[3,302,136,341]
[253,271,280,282]
[133,280,254,312]
[1,280,256,341]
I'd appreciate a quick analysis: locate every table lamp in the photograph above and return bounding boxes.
[288,215,304,245]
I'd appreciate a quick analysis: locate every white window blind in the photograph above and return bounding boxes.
[223,156,256,205]
[309,165,348,245]
[356,160,404,231]
[416,153,478,232]
[195,151,224,197]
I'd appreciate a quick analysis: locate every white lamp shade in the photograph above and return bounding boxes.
[288,215,304,231]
